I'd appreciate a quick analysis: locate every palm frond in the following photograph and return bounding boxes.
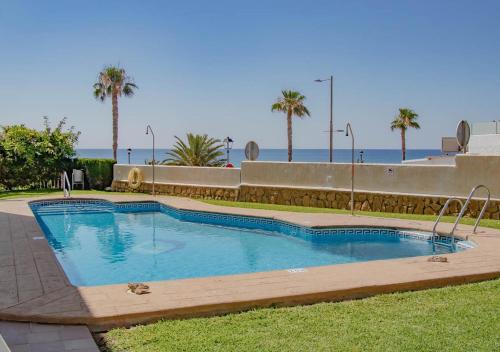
[271,90,310,118]
[390,108,419,131]
[162,133,226,167]
[92,65,138,100]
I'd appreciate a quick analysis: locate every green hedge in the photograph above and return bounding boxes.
[73,158,116,190]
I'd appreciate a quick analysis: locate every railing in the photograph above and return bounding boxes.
[432,197,464,245]
[450,185,490,236]
[61,171,71,198]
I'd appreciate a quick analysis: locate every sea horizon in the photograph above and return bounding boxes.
[76,148,443,167]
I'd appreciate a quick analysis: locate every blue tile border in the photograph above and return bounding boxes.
[29,199,475,250]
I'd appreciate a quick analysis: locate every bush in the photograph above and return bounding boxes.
[0,118,79,190]
[73,158,116,190]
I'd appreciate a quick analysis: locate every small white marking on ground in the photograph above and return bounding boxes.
[287,268,307,273]
[32,236,45,240]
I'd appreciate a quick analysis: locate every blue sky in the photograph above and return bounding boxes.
[1,0,499,149]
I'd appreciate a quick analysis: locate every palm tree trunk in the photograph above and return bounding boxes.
[401,129,406,161]
[112,92,119,161]
[287,110,292,162]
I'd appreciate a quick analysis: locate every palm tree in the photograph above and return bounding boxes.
[162,133,226,166]
[271,90,310,162]
[93,66,137,161]
[390,108,420,161]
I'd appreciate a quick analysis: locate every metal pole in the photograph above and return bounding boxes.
[146,125,156,196]
[152,132,155,196]
[329,75,333,163]
[346,123,354,215]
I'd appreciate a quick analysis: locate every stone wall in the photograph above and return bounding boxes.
[112,180,239,201]
[239,185,500,219]
[112,180,499,219]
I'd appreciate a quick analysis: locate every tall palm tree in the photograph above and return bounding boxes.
[271,90,310,162]
[93,66,137,161]
[162,133,226,166]
[390,108,420,161]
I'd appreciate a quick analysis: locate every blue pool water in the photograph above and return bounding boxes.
[31,200,461,286]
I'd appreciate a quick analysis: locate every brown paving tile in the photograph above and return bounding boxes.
[28,341,65,352]
[17,274,43,292]
[29,323,60,333]
[18,289,43,303]
[0,266,16,282]
[27,331,61,343]
[2,331,29,345]
[58,325,93,340]
[63,338,98,350]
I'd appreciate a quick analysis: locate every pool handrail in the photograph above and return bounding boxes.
[432,197,464,245]
[450,185,490,236]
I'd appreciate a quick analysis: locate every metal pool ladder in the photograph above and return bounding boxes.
[432,197,464,245]
[61,171,71,198]
[432,185,491,243]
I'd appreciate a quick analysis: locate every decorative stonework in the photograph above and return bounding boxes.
[112,180,239,201]
[239,185,500,219]
[112,181,500,219]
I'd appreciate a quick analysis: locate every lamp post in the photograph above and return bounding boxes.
[335,122,355,215]
[345,123,354,216]
[223,137,234,166]
[127,148,132,164]
[315,75,333,162]
[145,125,155,196]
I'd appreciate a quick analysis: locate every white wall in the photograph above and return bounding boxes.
[469,134,500,154]
[114,164,241,188]
[114,154,500,199]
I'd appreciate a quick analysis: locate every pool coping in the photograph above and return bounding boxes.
[0,194,499,331]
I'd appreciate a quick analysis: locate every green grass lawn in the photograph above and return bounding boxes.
[0,189,137,200]
[105,279,500,352]
[202,199,500,230]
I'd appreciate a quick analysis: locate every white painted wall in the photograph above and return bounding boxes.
[469,134,500,154]
[114,154,500,199]
[402,156,456,165]
[114,164,241,188]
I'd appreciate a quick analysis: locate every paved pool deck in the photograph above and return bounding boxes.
[0,194,499,331]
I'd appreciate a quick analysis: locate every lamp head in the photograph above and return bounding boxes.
[345,130,349,137]
[314,79,323,82]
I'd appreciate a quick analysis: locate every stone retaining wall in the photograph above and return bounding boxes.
[239,185,500,219]
[112,180,499,219]
[112,180,239,201]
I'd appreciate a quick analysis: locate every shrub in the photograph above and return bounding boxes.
[73,158,116,190]
[0,118,79,190]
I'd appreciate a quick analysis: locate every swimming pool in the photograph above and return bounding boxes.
[30,200,469,286]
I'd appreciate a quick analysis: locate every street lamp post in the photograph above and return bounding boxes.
[145,125,155,196]
[315,75,334,162]
[335,123,355,215]
[345,123,354,216]
[127,148,132,164]
[223,137,234,166]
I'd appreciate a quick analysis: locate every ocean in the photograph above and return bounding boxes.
[76,148,442,166]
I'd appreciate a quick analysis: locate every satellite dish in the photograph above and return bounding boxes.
[245,141,260,161]
[456,120,471,152]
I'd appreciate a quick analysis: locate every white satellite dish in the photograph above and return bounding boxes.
[245,141,260,161]
[456,120,471,152]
